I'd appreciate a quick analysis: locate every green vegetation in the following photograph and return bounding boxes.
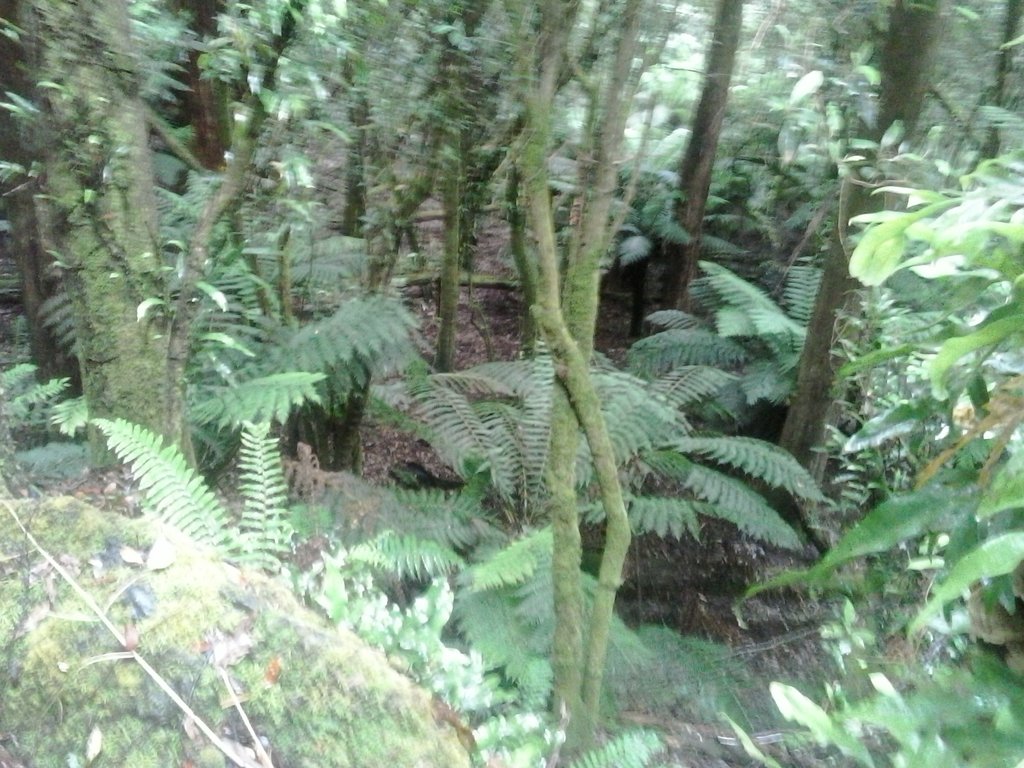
[1,0,1023,766]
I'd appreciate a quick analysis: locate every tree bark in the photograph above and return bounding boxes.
[984,0,1023,158]
[0,0,77,384]
[661,0,745,310]
[31,0,177,451]
[779,0,945,483]
[514,0,647,751]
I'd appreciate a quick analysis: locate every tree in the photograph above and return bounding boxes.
[778,0,946,481]
[661,0,745,311]
[510,0,660,751]
[14,0,177,449]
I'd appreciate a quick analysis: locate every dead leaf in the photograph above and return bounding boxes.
[119,546,145,565]
[146,537,176,571]
[207,628,254,668]
[85,726,102,763]
[263,656,282,685]
[15,603,50,638]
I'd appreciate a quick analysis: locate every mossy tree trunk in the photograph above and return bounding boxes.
[511,0,649,752]
[30,0,177,449]
[661,0,745,311]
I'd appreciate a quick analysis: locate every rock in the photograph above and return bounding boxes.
[0,495,471,768]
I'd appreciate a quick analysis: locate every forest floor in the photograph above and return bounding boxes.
[362,218,840,767]
[0,218,842,767]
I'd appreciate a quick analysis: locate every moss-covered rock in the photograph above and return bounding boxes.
[0,496,471,767]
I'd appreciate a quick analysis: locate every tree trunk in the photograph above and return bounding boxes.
[31,0,178,451]
[506,164,539,352]
[984,0,1023,158]
[515,0,647,751]
[661,0,745,310]
[779,0,945,482]
[172,0,230,169]
[0,0,77,384]
[435,157,462,372]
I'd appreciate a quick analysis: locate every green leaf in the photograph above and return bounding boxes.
[770,683,875,766]
[978,451,1024,519]
[928,307,1024,399]
[911,533,1024,633]
[849,199,957,286]
[749,485,972,596]
[789,70,823,105]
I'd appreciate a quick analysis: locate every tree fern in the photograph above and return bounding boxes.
[465,527,553,592]
[235,421,293,568]
[192,371,326,428]
[642,450,802,549]
[648,365,736,410]
[624,495,704,540]
[2,364,68,426]
[781,262,822,326]
[94,418,231,549]
[568,730,664,768]
[50,396,89,436]
[671,436,824,502]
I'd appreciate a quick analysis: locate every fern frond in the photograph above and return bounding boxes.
[50,396,89,436]
[644,309,704,331]
[781,263,822,327]
[569,730,663,768]
[628,329,748,377]
[390,486,503,551]
[235,421,293,567]
[192,371,326,428]
[6,369,68,423]
[649,365,735,409]
[628,495,703,539]
[271,294,416,386]
[39,291,77,353]
[671,436,824,501]
[643,451,801,549]
[587,370,684,467]
[466,527,553,592]
[699,261,805,340]
[94,418,230,549]
[350,529,463,581]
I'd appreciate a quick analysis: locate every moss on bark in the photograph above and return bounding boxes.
[0,496,471,768]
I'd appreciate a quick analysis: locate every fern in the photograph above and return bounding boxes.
[192,371,326,428]
[628,328,749,377]
[648,365,735,410]
[466,527,553,592]
[50,396,89,436]
[627,495,703,540]
[671,436,824,502]
[568,730,663,768]
[3,365,68,426]
[94,418,231,549]
[349,529,463,581]
[235,421,293,568]
[699,261,806,340]
[781,262,822,326]
[642,450,801,549]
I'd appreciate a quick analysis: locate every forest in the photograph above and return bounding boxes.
[0,0,1022,766]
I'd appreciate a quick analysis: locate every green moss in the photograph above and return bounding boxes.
[0,497,470,767]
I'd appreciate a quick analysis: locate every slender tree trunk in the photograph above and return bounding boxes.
[984,0,1023,158]
[661,0,744,310]
[173,0,230,169]
[436,155,462,372]
[779,0,945,481]
[506,164,539,351]
[514,0,647,751]
[0,0,76,384]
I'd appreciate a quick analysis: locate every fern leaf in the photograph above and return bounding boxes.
[192,371,326,428]
[569,730,663,768]
[628,495,703,539]
[781,263,822,326]
[680,462,801,549]
[350,530,463,580]
[699,261,805,339]
[234,421,293,567]
[466,528,553,592]
[50,396,89,436]
[672,436,824,501]
[644,309,703,331]
[628,328,748,377]
[94,418,230,549]
[649,366,735,408]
